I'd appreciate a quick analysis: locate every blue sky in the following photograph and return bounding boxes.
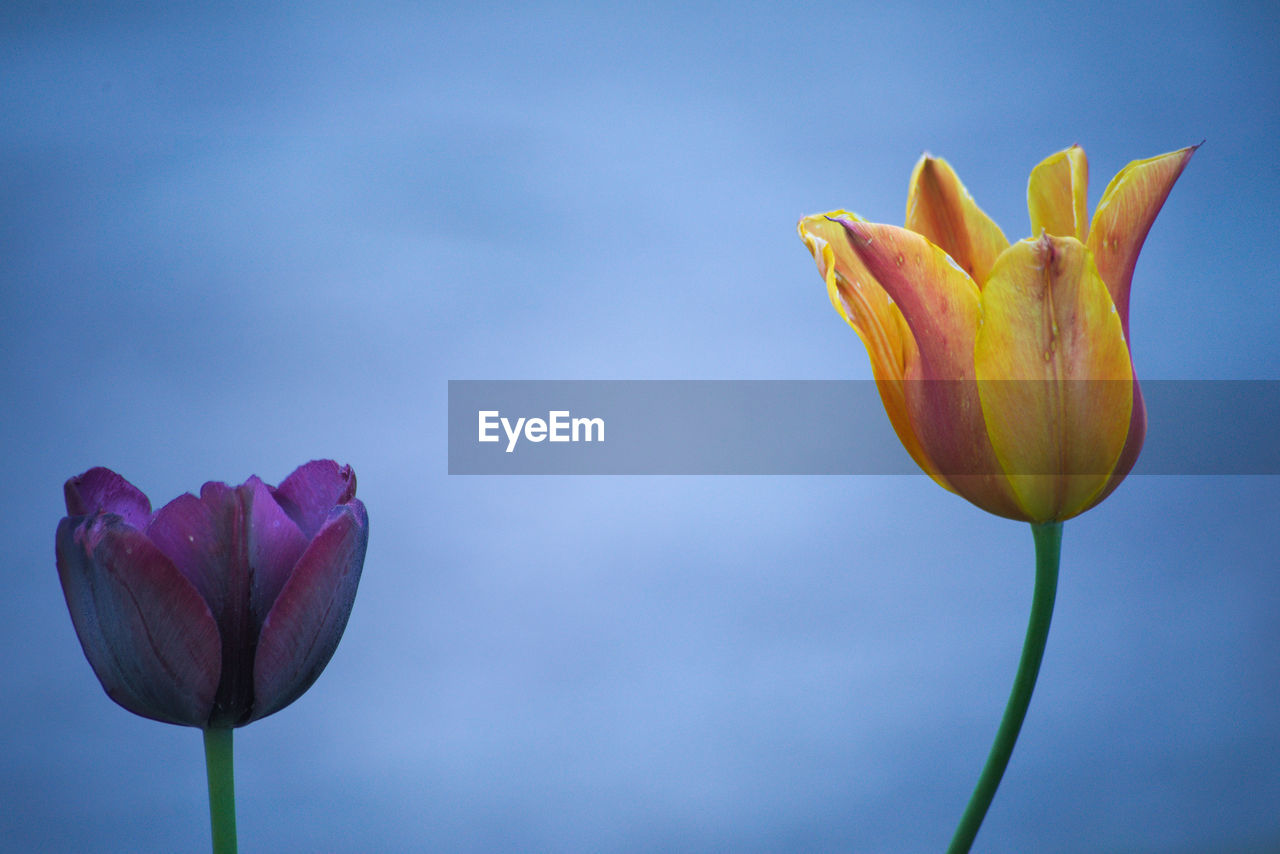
[3,2,1278,852]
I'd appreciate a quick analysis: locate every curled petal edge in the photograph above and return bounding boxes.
[798,213,944,484]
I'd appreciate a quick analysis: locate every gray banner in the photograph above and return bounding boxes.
[447,381,1280,475]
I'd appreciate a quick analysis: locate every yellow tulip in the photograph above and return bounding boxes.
[799,145,1196,522]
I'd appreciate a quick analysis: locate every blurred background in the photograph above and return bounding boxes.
[3,2,1278,852]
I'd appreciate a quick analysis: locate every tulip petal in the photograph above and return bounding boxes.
[271,460,358,539]
[242,476,308,619]
[830,219,980,381]
[64,468,151,530]
[253,500,368,722]
[831,217,1023,518]
[56,516,221,726]
[1028,145,1089,242]
[798,213,943,481]
[905,155,1010,285]
[147,482,256,726]
[147,484,245,617]
[974,235,1133,521]
[1087,144,1197,336]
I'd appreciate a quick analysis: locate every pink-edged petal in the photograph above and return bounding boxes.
[64,468,151,530]
[974,235,1134,522]
[1027,145,1089,242]
[252,500,368,722]
[1087,144,1198,337]
[242,476,308,618]
[270,460,358,538]
[905,154,1009,286]
[146,482,255,726]
[56,516,220,726]
[798,212,946,486]
[831,216,1024,518]
[831,219,980,378]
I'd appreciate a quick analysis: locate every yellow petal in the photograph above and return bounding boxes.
[798,213,940,483]
[1087,144,1198,335]
[830,216,1024,519]
[906,155,1010,286]
[974,235,1134,522]
[1028,145,1089,242]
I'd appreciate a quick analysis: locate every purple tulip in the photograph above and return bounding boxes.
[56,460,368,728]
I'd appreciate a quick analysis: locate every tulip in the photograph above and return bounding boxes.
[56,460,368,853]
[798,144,1196,522]
[56,460,368,728]
[796,146,1194,853]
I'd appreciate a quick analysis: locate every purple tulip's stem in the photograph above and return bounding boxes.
[203,727,238,854]
[946,521,1062,854]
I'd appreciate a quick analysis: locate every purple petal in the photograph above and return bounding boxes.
[242,476,308,618]
[146,481,257,726]
[56,516,221,726]
[64,468,151,530]
[270,460,357,539]
[251,499,367,722]
[146,483,242,612]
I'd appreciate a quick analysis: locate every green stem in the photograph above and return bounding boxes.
[203,727,238,854]
[946,521,1062,854]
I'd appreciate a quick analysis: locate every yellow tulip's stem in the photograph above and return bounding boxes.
[203,727,238,854]
[946,521,1062,854]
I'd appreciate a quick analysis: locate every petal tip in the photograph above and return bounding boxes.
[825,213,869,244]
[64,468,152,529]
